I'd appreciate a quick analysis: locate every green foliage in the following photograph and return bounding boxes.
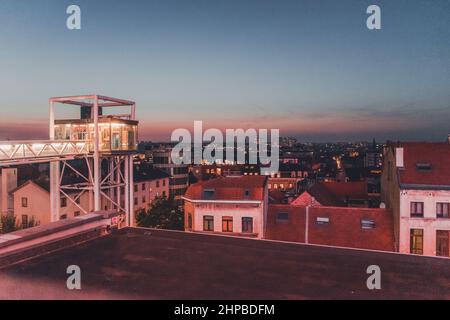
[136,196,184,231]
[0,215,38,234]
[0,215,19,234]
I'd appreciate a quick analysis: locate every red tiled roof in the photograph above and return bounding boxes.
[268,190,286,204]
[266,204,394,252]
[294,181,368,207]
[184,176,267,201]
[397,142,450,187]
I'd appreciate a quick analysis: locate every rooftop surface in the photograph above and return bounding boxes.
[0,228,449,300]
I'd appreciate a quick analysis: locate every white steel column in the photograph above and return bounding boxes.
[93,96,101,212]
[128,155,135,227]
[124,156,130,225]
[116,157,121,212]
[49,100,60,222]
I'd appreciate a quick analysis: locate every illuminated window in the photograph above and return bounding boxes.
[222,216,233,232]
[410,229,423,255]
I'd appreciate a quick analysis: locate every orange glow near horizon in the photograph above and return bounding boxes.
[0,114,429,142]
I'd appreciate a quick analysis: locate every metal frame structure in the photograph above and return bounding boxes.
[0,95,138,227]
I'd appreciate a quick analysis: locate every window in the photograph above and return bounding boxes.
[410,229,423,255]
[316,217,330,225]
[188,214,193,230]
[134,198,138,206]
[21,215,28,228]
[142,196,146,203]
[416,163,432,171]
[436,230,449,257]
[61,197,67,208]
[204,189,215,199]
[74,211,81,217]
[156,181,160,188]
[142,183,146,191]
[361,219,376,229]
[244,189,250,197]
[437,203,449,218]
[222,216,233,232]
[242,217,253,233]
[162,180,166,187]
[410,202,424,218]
[277,212,289,221]
[134,185,138,192]
[21,197,28,208]
[203,216,214,232]
[75,197,81,205]
[60,214,68,220]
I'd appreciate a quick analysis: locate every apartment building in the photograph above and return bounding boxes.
[133,165,170,215]
[183,176,269,239]
[151,147,189,206]
[381,141,450,257]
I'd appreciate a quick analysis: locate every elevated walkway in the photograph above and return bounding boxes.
[0,140,89,166]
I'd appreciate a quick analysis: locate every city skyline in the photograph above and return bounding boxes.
[0,0,449,142]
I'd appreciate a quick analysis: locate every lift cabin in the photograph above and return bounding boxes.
[49,95,139,226]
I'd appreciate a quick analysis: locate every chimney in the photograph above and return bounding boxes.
[395,147,404,168]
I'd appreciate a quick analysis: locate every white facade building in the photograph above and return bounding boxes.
[381,142,450,257]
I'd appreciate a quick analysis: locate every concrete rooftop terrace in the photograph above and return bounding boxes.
[0,228,449,300]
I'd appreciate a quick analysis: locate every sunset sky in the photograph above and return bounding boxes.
[0,0,449,142]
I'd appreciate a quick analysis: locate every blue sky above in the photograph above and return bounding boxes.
[0,0,449,142]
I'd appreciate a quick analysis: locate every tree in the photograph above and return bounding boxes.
[0,215,38,234]
[136,196,184,231]
[0,215,19,234]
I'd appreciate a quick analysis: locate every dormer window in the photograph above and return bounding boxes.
[203,189,215,199]
[416,163,432,171]
[361,219,376,229]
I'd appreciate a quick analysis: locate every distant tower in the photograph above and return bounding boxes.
[49,95,138,226]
